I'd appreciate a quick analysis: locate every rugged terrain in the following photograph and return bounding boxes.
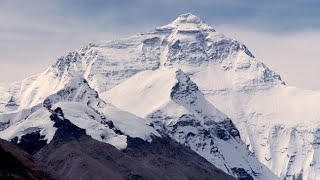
[1,13,319,179]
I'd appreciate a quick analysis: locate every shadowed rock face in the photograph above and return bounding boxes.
[124,136,235,180]
[34,134,235,180]
[49,107,87,140]
[0,139,54,180]
[30,108,235,180]
[11,131,47,155]
[1,106,234,180]
[34,135,158,180]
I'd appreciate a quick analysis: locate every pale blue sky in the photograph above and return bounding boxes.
[1,0,320,90]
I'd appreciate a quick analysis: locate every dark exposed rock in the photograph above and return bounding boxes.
[220,118,241,139]
[34,133,235,180]
[216,128,231,141]
[9,107,87,155]
[100,118,124,135]
[0,121,10,131]
[5,96,18,107]
[124,136,235,180]
[231,167,254,180]
[0,138,55,180]
[50,107,86,140]
[292,173,303,180]
[11,131,47,155]
[34,135,159,180]
[43,98,52,110]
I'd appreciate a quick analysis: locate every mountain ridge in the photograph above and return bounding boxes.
[102,67,277,179]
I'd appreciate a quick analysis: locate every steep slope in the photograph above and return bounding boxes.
[0,138,55,180]
[0,47,98,112]
[205,83,320,180]
[102,68,278,180]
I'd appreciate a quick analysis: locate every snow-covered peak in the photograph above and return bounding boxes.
[2,13,312,180]
[0,75,160,151]
[158,13,215,32]
[172,13,202,25]
[101,68,278,179]
[0,14,282,109]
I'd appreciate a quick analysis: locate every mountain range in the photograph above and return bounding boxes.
[1,13,319,180]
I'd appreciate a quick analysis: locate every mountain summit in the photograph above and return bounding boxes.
[1,13,320,180]
[159,13,216,32]
[172,13,203,25]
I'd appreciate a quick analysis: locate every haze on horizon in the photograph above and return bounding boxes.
[1,0,320,90]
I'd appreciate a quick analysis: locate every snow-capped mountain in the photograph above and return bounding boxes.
[0,68,275,179]
[102,68,277,179]
[0,13,280,113]
[0,76,159,151]
[0,13,319,179]
[0,76,236,179]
